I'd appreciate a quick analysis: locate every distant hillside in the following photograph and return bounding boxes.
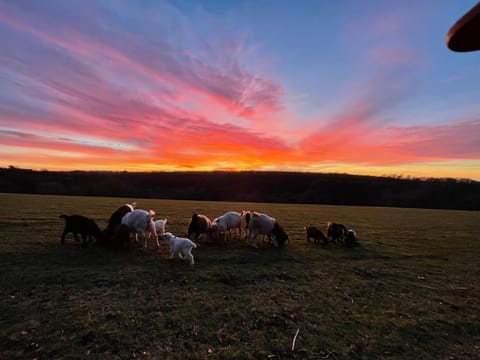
[1,167,479,210]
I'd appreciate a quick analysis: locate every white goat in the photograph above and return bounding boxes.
[246,212,288,248]
[212,211,241,241]
[146,218,167,241]
[163,232,197,266]
[154,218,167,236]
[121,209,158,249]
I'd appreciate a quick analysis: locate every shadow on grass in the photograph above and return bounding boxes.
[1,241,312,360]
[302,240,392,261]
[364,319,480,359]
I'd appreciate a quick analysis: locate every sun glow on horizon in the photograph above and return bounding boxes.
[3,156,480,181]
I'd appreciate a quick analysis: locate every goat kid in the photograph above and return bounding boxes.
[163,232,197,266]
[146,218,167,243]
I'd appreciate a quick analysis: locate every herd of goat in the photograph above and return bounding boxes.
[59,202,359,265]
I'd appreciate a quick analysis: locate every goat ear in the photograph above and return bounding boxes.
[131,202,137,208]
[149,210,155,217]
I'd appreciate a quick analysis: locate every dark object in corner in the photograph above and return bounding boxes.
[446,2,480,52]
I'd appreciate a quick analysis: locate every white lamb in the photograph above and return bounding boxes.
[163,232,197,266]
[146,218,167,241]
[154,218,168,237]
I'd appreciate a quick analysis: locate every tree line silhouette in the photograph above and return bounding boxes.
[1,167,479,210]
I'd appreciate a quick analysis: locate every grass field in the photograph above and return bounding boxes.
[1,193,479,359]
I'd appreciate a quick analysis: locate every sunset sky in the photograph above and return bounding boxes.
[1,0,479,180]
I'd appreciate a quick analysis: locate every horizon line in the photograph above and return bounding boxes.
[2,166,478,183]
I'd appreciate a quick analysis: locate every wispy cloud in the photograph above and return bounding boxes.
[0,1,479,179]
[0,0,284,120]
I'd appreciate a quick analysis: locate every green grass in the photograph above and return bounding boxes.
[1,193,479,359]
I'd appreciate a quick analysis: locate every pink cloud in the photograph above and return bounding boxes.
[384,119,480,159]
[0,1,284,120]
[296,115,480,166]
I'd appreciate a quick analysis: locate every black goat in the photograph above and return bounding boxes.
[59,214,102,247]
[187,213,212,244]
[305,226,328,244]
[327,222,348,245]
[101,202,136,248]
[345,229,359,248]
